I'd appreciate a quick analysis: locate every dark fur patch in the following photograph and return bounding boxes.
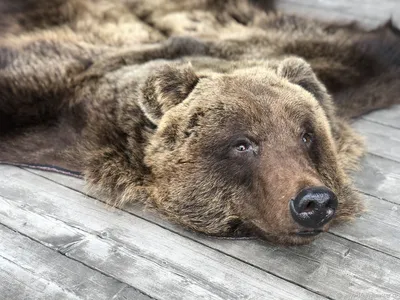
[165,36,210,58]
[0,0,40,14]
[160,123,179,150]
[377,19,400,37]
[357,24,400,68]
[187,112,204,130]
[2,0,74,31]
[203,131,257,188]
[281,41,379,92]
[0,47,17,69]
[23,40,62,57]
[141,76,164,121]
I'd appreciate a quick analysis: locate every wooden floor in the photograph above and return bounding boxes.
[1,2,400,300]
[276,0,400,28]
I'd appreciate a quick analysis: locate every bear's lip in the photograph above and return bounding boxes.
[292,229,323,237]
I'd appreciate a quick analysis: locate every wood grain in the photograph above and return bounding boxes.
[363,105,400,130]
[0,224,130,300]
[355,154,400,205]
[353,119,400,163]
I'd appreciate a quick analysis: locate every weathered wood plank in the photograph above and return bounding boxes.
[67,236,233,300]
[363,105,400,130]
[355,154,400,204]
[276,0,400,28]
[0,195,213,300]
[352,119,400,163]
[0,194,86,250]
[0,165,324,300]
[332,194,400,258]
[0,224,129,300]
[0,255,81,300]
[27,168,85,192]
[199,234,400,300]
[12,166,400,299]
[111,199,400,300]
[0,195,151,300]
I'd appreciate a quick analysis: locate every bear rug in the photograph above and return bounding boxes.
[1,0,400,244]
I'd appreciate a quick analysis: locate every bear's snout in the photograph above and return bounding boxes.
[289,186,338,230]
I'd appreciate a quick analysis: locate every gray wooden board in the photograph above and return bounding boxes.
[355,154,400,205]
[276,0,400,28]
[10,166,400,300]
[0,224,132,300]
[353,119,400,163]
[0,165,324,300]
[363,105,400,130]
[331,194,400,258]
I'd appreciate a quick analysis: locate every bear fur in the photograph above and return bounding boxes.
[1,0,400,244]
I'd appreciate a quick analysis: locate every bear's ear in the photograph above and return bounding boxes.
[276,57,327,102]
[277,57,338,128]
[139,65,199,125]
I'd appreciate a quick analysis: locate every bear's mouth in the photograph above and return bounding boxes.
[292,229,323,237]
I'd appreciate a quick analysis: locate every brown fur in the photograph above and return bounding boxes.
[1,0,400,245]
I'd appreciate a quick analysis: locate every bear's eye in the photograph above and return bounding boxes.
[301,132,314,146]
[234,140,253,152]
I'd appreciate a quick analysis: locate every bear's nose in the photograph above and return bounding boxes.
[289,186,338,229]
